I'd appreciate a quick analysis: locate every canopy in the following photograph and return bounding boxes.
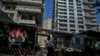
[80,30,100,39]
[0,10,14,24]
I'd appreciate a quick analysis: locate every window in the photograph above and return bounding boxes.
[70,17,74,19]
[58,2,66,4]
[58,12,67,14]
[79,30,84,32]
[77,7,81,9]
[78,21,83,24]
[78,18,83,20]
[59,24,67,26]
[58,5,67,7]
[76,0,81,3]
[79,25,84,28]
[58,9,67,11]
[59,20,67,22]
[70,25,75,27]
[77,10,82,13]
[78,14,82,16]
[5,5,16,10]
[69,3,73,5]
[70,20,75,23]
[69,9,74,12]
[69,13,74,15]
[88,0,93,2]
[59,16,67,18]
[70,29,75,33]
[69,6,74,8]
[69,0,73,2]
[61,0,66,1]
[21,14,34,20]
[5,5,11,10]
[59,28,67,31]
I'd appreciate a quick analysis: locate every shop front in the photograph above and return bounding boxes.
[0,24,37,55]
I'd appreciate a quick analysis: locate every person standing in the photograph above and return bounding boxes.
[46,35,54,56]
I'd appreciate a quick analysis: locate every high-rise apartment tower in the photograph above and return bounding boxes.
[52,0,97,33]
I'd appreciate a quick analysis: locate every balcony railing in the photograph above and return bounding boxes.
[84,7,95,11]
[2,0,42,4]
[16,6,41,13]
[92,19,97,21]
[58,22,67,24]
[58,27,67,29]
[84,14,96,18]
[2,9,15,13]
[86,22,97,26]
[20,20,36,24]
[83,1,94,4]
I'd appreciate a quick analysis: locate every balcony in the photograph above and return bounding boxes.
[90,12,96,14]
[2,0,42,5]
[84,7,95,11]
[16,6,41,13]
[92,19,97,22]
[58,22,67,24]
[70,27,75,30]
[70,23,75,25]
[78,16,83,18]
[70,19,75,20]
[57,18,67,21]
[20,20,36,24]
[84,14,96,18]
[58,26,67,29]
[86,22,97,26]
[78,19,83,21]
[2,9,15,13]
[83,1,94,4]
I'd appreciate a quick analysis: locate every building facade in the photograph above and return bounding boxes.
[43,18,52,30]
[52,0,97,33]
[0,0,44,27]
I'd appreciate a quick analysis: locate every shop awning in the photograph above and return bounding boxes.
[80,30,100,39]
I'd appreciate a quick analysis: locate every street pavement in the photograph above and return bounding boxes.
[35,48,47,56]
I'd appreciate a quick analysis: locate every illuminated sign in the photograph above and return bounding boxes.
[9,28,27,45]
